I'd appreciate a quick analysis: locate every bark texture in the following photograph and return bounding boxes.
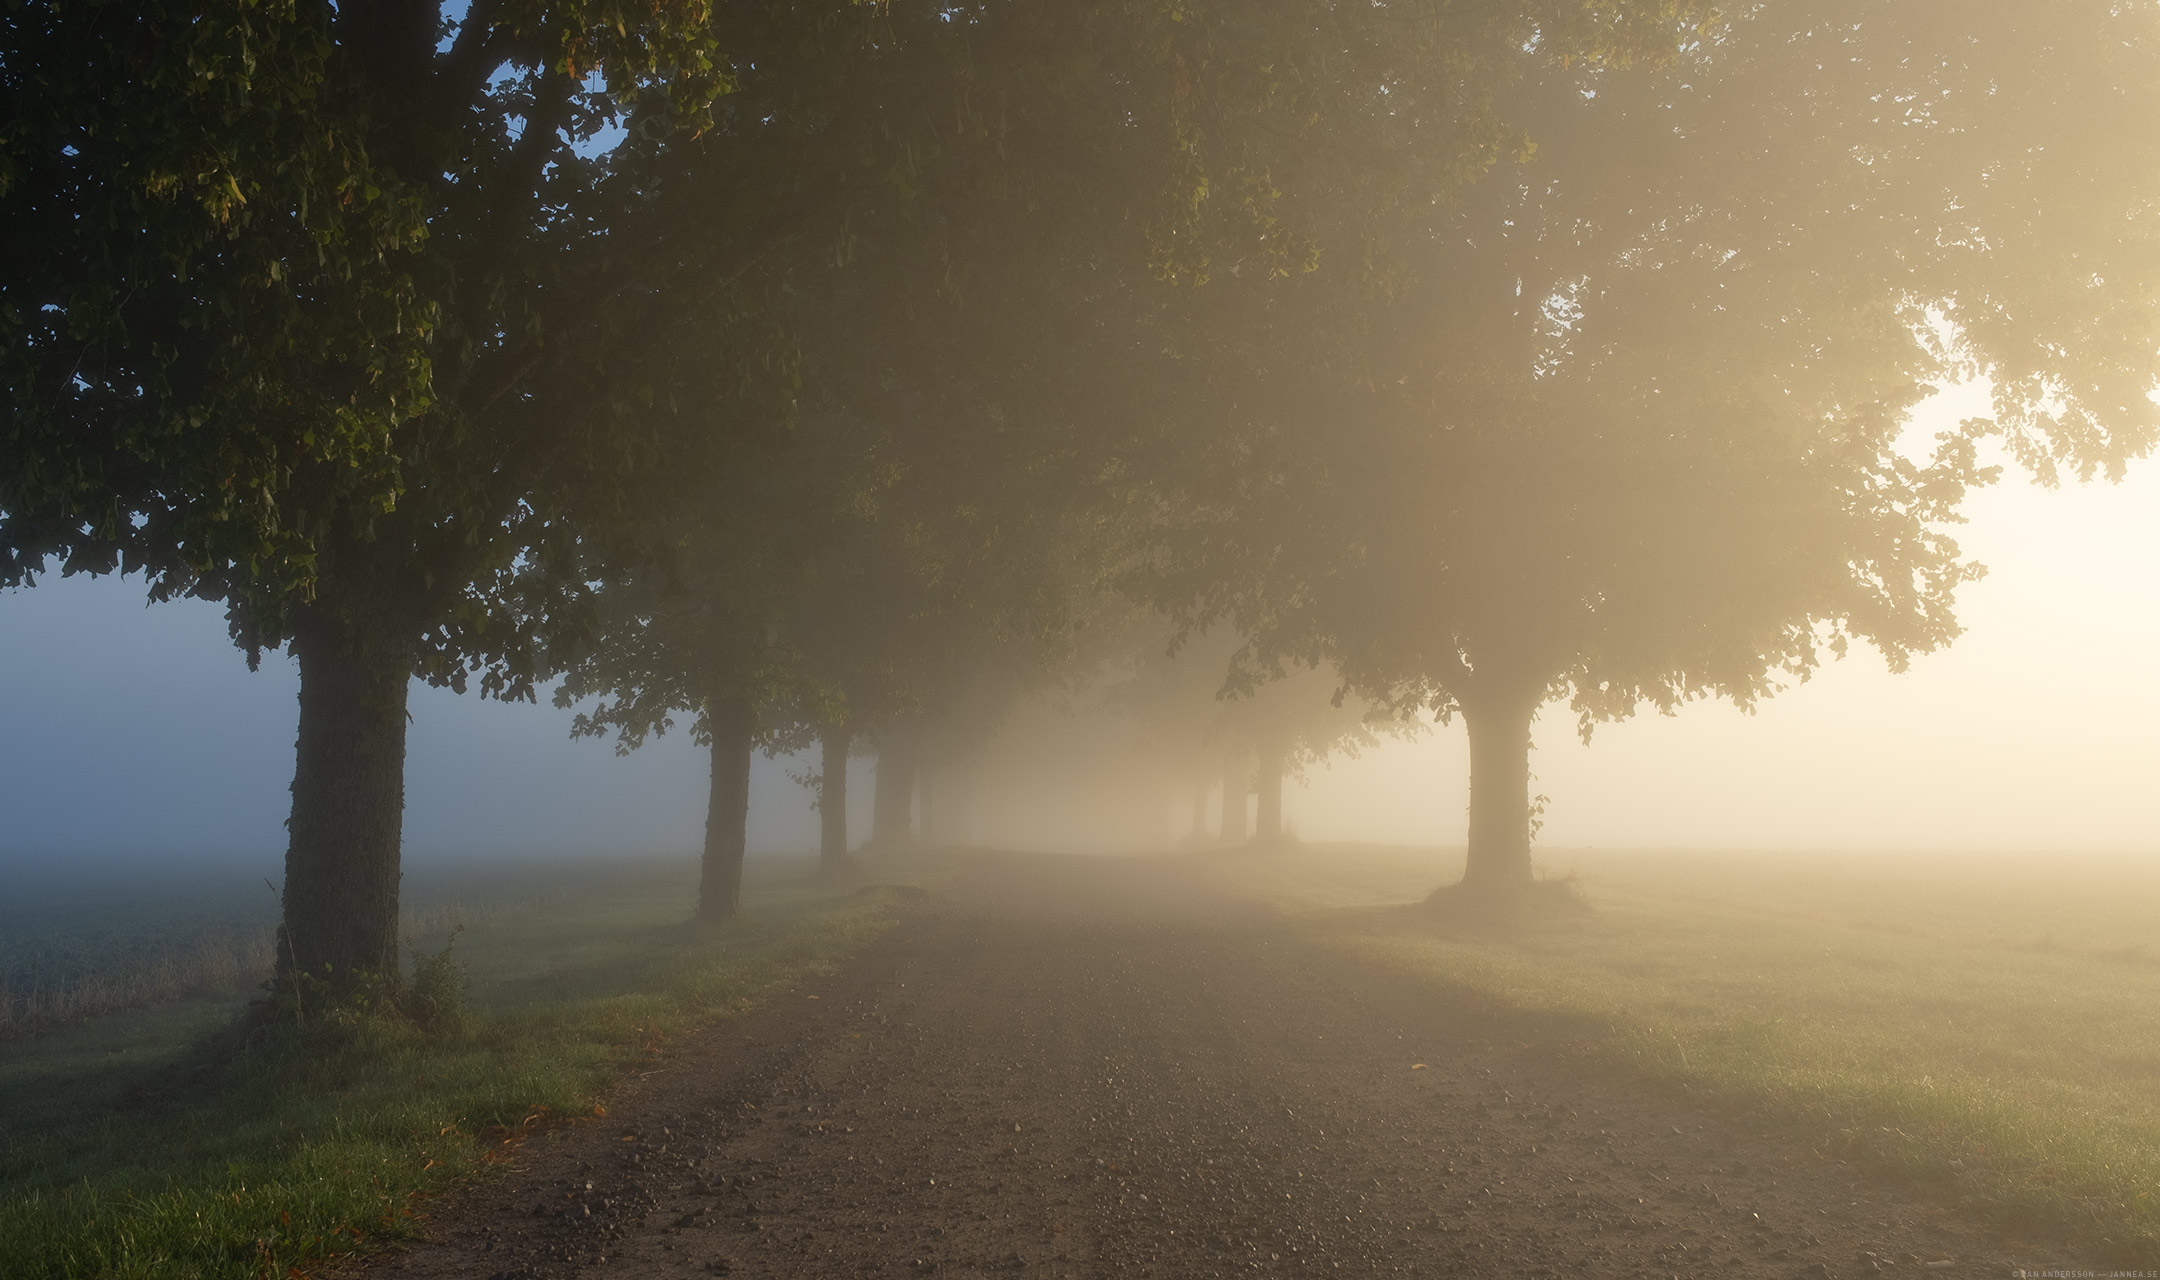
[281,618,412,987]
[1220,752,1249,845]
[819,726,852,871]
[1459,691,1538,892]
[699,695,754,923]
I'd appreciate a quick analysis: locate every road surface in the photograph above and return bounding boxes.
[359,852,2057,1279]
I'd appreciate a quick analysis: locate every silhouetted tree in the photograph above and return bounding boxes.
[1216,664,1406,848]
[1109,622,1410,847]
[817,724,853,873]
[548,421,864,918]
[553,0,1256,878]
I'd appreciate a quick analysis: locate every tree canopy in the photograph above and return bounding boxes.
[4,0,857,985]
[2,0,430,598]
[1143,0,2160,893]
[5,0,2157,971]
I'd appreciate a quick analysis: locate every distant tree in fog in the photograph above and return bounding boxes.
[1098,622,1415,848]
[1215,663,1413,848]
[542,0,1627,880]
[550,0,1177,891]
[548,403,873,919]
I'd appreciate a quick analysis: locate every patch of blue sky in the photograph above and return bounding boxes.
[437,0,468,54]
[572,73,629,158]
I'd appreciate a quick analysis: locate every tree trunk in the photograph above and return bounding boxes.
[944,771,974,846]
[819,726,852,871]
[1219,752,1249,844]
[1189,775,1211,846]
[699,695,754,923]
[916,762,935,845]
[1459,691,1538,893]
[1253,739,1285,846]
[280,620,411,990]
[871,730,917,850]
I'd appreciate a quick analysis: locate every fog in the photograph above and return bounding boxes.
[0,583,849,869]
[11,4,2160,1273]
[6,370,2155,867]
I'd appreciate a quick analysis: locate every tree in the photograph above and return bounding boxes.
[548,0,1241,883]
[2,0,1754,978]
[1098,620,1409,847]
[3,0,856,990]
[816,724,854,873]
[2,0,429,620]
[1216,662,1405,848]
[1152,0,2160,898]
[774,460,1118,864]
[548,425,862,918]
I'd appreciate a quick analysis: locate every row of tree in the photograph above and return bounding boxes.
[6,0,2157,994]
[807,616,1403,857]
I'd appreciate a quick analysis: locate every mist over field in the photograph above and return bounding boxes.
[8,384,2157,865]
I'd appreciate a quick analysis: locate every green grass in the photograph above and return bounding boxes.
[0,856,906,1280]
[1211,844,2160,1265]
[0,859,590,1036]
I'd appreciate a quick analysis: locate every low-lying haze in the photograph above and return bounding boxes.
[3,389,2155,866]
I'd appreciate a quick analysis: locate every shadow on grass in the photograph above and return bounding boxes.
[1295,903,1617,1051]
[1295,873,1595,944]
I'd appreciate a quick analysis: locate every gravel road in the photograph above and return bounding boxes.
[358,852,2064,1280]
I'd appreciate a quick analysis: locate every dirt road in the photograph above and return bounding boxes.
[363,853,2059,1280]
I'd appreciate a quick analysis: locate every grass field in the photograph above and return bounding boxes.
[0,859,588,1035]
[1211,844,2160,1264]
[0,856,907,1280]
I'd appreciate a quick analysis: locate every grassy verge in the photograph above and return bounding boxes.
[0,860,584,1038]
[1208,843,2160,1264]
[0,856,907,1280]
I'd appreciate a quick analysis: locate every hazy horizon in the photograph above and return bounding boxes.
[4,372,2155,869]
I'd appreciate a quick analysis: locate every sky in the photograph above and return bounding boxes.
[2,384,2156,870]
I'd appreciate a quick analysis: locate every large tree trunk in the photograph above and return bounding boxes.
[1459,690,1539,893]
[1189,775,1211,846]
[819,726,852,871]
[280,619,411,990]
[1219,752,1249,845]
[1253,739,1285,847]
[699,695,754,923]
[870,730,917,850]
